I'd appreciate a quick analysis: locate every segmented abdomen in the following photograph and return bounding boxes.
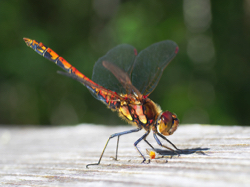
[23,38,97,86]
[23,38,121,110]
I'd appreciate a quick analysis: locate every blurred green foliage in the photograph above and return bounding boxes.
[0,0,249,126]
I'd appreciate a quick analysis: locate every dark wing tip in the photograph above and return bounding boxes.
[134,48,138,56]
[175,46,179,54]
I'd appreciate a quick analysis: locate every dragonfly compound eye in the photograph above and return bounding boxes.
[157,111,179,136]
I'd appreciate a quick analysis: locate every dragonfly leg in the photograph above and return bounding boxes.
[144,139,155,150]
[86,128,141,168]
[153,132,180,156]
[111,135,120,161]
[156,132,180,151]
[134,131,150,163]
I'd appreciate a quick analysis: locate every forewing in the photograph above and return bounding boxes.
[92,44,137,94]
[131,40,178,96]
[102,61,142,98]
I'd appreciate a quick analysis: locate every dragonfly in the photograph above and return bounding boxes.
[23,38,180,168]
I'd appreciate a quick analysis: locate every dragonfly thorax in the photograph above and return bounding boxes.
[118,98,161,130]
[157,111,179,136]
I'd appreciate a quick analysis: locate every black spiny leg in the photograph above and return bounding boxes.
[134,131,150,163]
[86,128,141,168]
[111,135,120,161]
[144,139,155,150]
[153,132,180,156]
[157,132,180,151]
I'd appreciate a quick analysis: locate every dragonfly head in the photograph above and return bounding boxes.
[157,111,179,136]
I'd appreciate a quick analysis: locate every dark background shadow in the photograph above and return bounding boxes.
[0,1,249,126]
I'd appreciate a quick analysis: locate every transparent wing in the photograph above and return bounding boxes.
[92,44,137,94]
[102,61,142,98]
[92,41,178,96]
[131,40,178,96]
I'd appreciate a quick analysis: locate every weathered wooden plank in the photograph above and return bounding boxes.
[0,124,250,187]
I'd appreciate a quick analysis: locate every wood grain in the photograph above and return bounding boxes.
[1,124,250,187]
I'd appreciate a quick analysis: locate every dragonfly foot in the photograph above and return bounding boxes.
[172,150,180,157]
[86,162,99,169]
[110,156,119,161]
[177,149,182,154]
[141,159,150,164]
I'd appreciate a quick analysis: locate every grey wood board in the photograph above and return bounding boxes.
[0,124,250,187]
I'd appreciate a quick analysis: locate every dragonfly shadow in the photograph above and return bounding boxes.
[154,147,210,156]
